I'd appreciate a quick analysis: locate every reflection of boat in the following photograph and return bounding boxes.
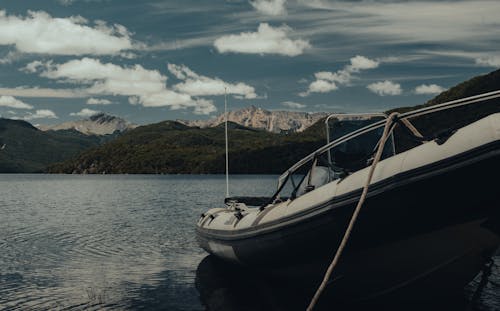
[196,91,500,304]
[195,255,346,311]
[195,254,487,310]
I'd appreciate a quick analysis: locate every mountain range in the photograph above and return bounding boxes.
[37,107,328,136]
[177,106,329,133]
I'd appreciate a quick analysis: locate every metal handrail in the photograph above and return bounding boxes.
[277,90,500,189]
[325,113,388,145]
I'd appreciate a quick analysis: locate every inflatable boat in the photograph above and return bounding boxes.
[196,91,500,302]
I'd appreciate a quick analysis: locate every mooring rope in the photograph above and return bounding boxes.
[306,112,400,311]
[400,117,424,139]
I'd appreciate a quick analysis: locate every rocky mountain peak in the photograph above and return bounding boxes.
[38,112,137,136]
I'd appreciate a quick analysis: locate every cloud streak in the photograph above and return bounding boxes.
[0,87,86,98]
[281,101,305,109]
[475,56,500,68]
[70,108,100,117]
[87,98,113,105]
[23,109,58,120]
[294,1,500,45]
[0,96,33,109]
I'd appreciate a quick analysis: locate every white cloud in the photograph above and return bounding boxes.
[23,109,58,120]
[475,56,500,67]
[250,0,287,16]
[301,80,337,97]
[348,55,379,72]
[414,84,445,95]
[70,108,100,117]
[128,96,139,105]
[0,96,33,109]
[193,98,217,115]
[314,70,351,84]
[26,58,217,114]
[367,80,402,96]
[86,97,113,105]
[168,64,257,99]
[0,10,133,56]
[136,90,195,108]
[302,55,379,96]
[167,63,197,80]
[22,60,44,73]
[214,23,310,57]
[282,101,306,109]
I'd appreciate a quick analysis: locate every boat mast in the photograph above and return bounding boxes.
[224,88,230,198]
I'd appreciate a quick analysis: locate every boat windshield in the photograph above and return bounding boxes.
[326,114,395,174]
[275,114,395,200]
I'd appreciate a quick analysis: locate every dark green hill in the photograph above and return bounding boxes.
[47,120,326,174]
[390,69,500,114]
[388,69,500,153]
[0,119,112,173]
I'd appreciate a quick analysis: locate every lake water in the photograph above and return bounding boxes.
[0,175,498,310]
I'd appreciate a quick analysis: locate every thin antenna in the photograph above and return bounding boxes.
[224,88,230,198]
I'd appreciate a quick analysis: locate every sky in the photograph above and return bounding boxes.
[0,0,499,125]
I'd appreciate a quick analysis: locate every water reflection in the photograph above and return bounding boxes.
[195,254,500,311]
[195,255,304,311]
